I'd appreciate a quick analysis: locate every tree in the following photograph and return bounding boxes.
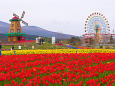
[110,34,113,44]
[89,38,94,45]
[69,37,81,46]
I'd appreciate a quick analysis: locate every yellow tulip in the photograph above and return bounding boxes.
[1,49,115,55]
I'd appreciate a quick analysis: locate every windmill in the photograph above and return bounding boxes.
[13,11,28,26]
[7,11,28,42]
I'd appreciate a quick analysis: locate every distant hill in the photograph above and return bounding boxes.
[0,21,77,39]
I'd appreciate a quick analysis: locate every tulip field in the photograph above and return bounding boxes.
[1,49,115,55]
[0,50,115,86]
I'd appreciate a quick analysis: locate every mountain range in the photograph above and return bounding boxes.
[0,21,76,39]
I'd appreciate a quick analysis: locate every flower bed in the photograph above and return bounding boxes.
[0,53,115,86]
[1,49,115,55]
[1,49,77,55]
[77,49,115,53]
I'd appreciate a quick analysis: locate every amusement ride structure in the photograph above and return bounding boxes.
[6,11,28,42]
[83,12,114,46]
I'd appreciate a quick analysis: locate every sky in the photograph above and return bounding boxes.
[0,0,115,36]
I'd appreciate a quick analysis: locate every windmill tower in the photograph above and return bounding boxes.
[7,11,28,42]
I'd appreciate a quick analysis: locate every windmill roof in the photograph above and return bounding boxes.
[9,17,20,22]
[12,17,19,20]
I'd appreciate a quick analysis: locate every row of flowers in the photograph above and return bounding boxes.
[76,49,115,53]
[0,53,114,86]
[1,49,115,55]
[1,49,76,55]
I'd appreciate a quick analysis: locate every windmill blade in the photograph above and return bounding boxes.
[22,20,28,26]
[13,13,19,18]
[21,11,25,19]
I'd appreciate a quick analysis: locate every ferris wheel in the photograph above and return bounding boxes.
[85,12,110,36]
[84,12,111,44]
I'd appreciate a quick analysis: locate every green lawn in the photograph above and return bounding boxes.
[1,42,68,50]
